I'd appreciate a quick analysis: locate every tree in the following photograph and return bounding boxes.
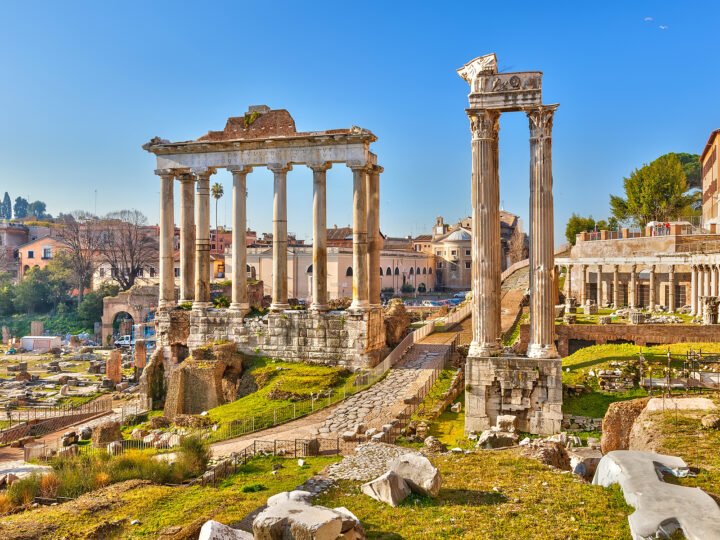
[13,197,28,219]
[610,154,698,227]
[565,214,595,245]
[78,283,119,326]
[27,200,49,219]
[666,152,701,190]
[211,182,224,233]
[13,267,51,314]
[100,210,158,291]
[507,227,528,265]
[55,212,103,306]
[0,193,11,220]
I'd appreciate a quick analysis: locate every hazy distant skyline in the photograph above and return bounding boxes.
[1,1,718,245]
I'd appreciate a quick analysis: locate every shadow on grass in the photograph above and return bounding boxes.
[563,388,647,418]
[402,489,506,508]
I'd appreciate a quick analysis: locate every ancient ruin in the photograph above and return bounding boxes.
[460,54,562,435]
[142,107,387,403]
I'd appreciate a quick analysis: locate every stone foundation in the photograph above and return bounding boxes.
[157,307,386,371]
[465,355,562,436]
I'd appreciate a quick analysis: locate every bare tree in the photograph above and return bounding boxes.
[55,211,103,306]
[507,226,528,266]
[100,210,158,291]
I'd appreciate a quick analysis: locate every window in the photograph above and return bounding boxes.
[379,267,383,276]
[174,268,180,277]
[465,261,471,269]
[27,250,34,259]
[409,267,414,275]
[451,250,457,256]
[416,267,420,275]
[345,266,353,277]
[99,268,105,278]
[386,267,392,275]
[137,268,144,277]
[422,267,427,274]
[465,249,471,256]
[394,267,400,275]
[437,261,443,269]
[42,247,52,259]
[435,250,441,256]
[428,268,432,274]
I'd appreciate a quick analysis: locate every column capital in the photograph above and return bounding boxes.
[227,165,253,175]
[268,163,292,174]
[525,104,559,140]
[307,162,332,172]
[467,109,500,141]
[192,167,216,179]
[347,161,370,172]
[176,171,195,183]
[154,168,178,178]
[372,164,384,174]
[613,264,619,272]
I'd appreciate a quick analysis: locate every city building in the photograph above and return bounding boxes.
[701,128,720,229]
[17,235,65,276]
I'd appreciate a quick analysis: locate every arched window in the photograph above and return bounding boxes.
[423,267,427,274]
[416,267,421,275]
[306,264,313,274]
[394,267,400,275]
[386,267,392,275]
[345,266,353,277]
[409,267,414,275]
[428,268,432,274]
[379,267,384,276]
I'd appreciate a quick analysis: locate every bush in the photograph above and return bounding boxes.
[213,295,230,308]
[178,435,211,476]
[40,473,60,499]
[401,283,415,293]
[241,482,267,492]
[7,473,41,506]
[0,493,11,514]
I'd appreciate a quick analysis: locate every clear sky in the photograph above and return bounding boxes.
[1,1,718,245]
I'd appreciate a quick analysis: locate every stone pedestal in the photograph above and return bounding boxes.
[563,314,577,325]
[628,311,645,325]
[106,350,122,385]
[464,355,562,436]
[134,339,147,369]
[700,296,720,325]
[585,302,598,315]
[598,316,612,325]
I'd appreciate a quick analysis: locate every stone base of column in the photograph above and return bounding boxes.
[468,342,501,358]
[192,301,213,311]
[158,301,176,311]
[229,302,249,312]
[348,300,370,313]
[527,343,559,359]
[270,303,290,312]
[179,298,193,305]
[309,303,329,312]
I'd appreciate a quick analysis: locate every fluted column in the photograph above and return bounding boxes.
[596,265,602,307]
[193,168,214,309]
[367,165,382,307]
[629,264,637,309]
[269,163,292,311]
[309,162,331,311]
[712,265,718,297]
[581,264,588,305]
[566,264,573,299]
[668,267,675,312]
[649,265,656,311]
[228,166,252,312]
[156,169,176,309]
[704,264,711,297]
[526,105,559,359]
[349,162,370,311]
[613,264,620,308]
[691,265,698,315]
[178,173,195,304]
[468,109,501,356]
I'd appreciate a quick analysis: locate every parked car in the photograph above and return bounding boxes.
[453,291,471,298]
[114,335,132,348]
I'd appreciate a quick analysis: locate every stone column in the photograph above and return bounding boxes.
[526,105,559,359]
[367,165,382,307]
[691,265,698,315]
[712,265,718,297]
[629,264,637,309]
[349,162,369,311]
[581,264,588,305]
[704,264,711,297]
[309,162,331,311]
[467,109,501,356]
[566,264,573,299]
[193,168,214,309]
[613,264,620,308]
[668,267,675,312]
[269,163,292,311]
[156,169,176,309]
[649,265,656,311]
[228,166,252,312]
[178,173,195,304]
[596,264,602,307]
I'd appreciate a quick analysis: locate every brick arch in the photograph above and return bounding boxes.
[101,287,158,346]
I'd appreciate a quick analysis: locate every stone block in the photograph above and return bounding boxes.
[92,421,122,448]
[598,316,612,325]
[585,303,598,315]
[361,471,410,507]
[199,520,253,539]
[107,441,123,455]
[568,447,602,480]
[266,490,313,507]
[388,453,441,497]
[253,501,343,540]
[496,415,518,432]
[563,314,577,325]
[451,402,462,413]
[476,430,518,449]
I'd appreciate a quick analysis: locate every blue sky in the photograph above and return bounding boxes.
[1,1,718,245]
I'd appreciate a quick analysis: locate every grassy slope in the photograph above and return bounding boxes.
[0,456,340,539]
[315,451,631,539]
[207,357,354,425]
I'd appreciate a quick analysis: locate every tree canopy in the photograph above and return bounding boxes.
[1,193,11,220]
[13,197,28,219]
[609,154,698,227]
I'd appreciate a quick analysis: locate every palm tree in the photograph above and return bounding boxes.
[210,182,224,233]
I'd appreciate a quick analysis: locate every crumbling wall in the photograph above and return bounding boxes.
[140,348,166,409]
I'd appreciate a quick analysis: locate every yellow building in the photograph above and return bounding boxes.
[701,129,720,227]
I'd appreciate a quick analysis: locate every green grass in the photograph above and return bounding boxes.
[427,392,466,448]
[315,451,632,539]
[207,357,354,425]
[0,455,340,539]
[563,388,647,418]
[411,368,457,422]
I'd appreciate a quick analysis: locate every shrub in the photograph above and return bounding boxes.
[213,295,230,308]
[7,473,41,506]
[241,482,267,493]
[178,435,210,476]
[0,493,11,514]
[401,283,415,293]
[40,473,60,498]
[94,471,111,488]
[178,301,193,311]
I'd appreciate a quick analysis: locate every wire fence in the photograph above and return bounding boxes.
[637,349,720,395]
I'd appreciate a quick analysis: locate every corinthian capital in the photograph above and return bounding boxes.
[468,110,500,141]
[525,104,558,139]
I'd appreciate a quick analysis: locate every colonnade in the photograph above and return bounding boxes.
[690,264,720,316]
[155,162,381,314]
[467,105,558,359]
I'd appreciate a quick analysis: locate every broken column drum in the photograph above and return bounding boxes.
[458,54,562,435]
[143,106,386,370]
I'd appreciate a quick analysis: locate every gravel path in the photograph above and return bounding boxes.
[326,442,420,482]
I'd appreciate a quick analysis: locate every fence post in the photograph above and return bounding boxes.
[274,440,277,455]
[293,403,296,419]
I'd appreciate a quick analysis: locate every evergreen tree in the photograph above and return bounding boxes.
[13,197,29,219]
[0,193,11,220]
